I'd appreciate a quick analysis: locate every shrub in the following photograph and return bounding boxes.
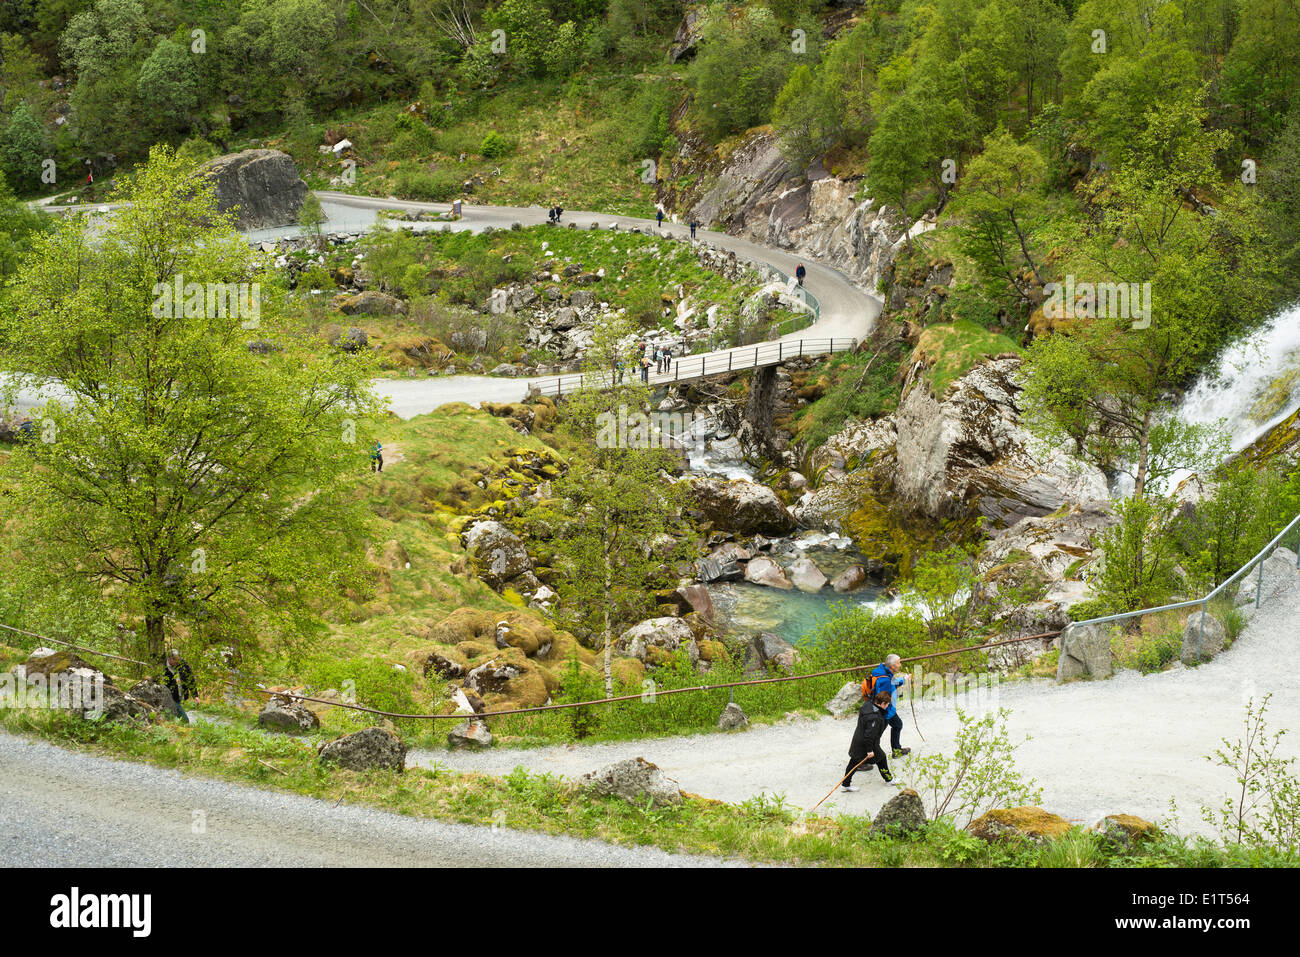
[480,131,514,159]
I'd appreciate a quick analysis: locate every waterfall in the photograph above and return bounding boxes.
[1175,303,1300,454]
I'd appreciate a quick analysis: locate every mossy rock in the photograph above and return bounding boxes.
[1089,813,1159,849]
[967,807,1071,845]
[610,656,646,686]
[697,639,728,663]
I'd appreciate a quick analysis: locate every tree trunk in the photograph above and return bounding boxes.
[144,613,166,664]
[602,564,614,698]
[1134,410,1151,499]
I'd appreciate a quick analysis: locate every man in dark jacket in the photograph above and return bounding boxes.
[842,690,894,791]
[163,649,197,722]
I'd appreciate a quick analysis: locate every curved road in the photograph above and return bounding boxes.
[12,194,880,419]
[307,192,881,417]
[0,731,737,867]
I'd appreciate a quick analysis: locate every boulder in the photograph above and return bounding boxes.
[579,757,682,808]
[689,477,797,536]
[673,584,714,623]
[870,788,928,836]
[978,503,1117,584]
[812,417,897,473]
[742,632,798,675]
[826,681,863,716]
[195,149,308,230]
[1056,621,1112,680]
[94,685,151,724]
[967,807,1071,845]
[334,291,406,316]
[696,556,743,583]
[318,726,407,772]
[787,557,828,593]
[1235,547,1300,608]
[744,555,792,589]
[717,702,749,731]
[258,699,321,734]
[21,649,103,680]
[461,520,533,589]
[1180,613,1227,665]
[447,719,494,750]
[615,617,698,665]
[127,679,173,712]
[831,564,868,593]
[1089,813,1158,849]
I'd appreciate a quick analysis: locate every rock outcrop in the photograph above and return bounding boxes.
[892,357,1109,528]
[195,149,308,230]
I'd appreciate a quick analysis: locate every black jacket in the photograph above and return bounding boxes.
[163,661,197,703]
[849,701,887,757]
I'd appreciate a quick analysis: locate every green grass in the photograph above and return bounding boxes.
[912,320,1024,397]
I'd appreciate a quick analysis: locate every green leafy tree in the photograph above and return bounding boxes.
[0,146,383,661]
[0,100,46,190]
[1093,494,1181,612]
[955,128,1050,307]
[135,34,199,130]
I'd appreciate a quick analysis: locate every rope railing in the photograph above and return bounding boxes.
[0,619,1060,723]
[529,337,856,398]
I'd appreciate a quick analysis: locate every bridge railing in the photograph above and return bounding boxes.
[527,337,855,398]
[1069,509,1300,663]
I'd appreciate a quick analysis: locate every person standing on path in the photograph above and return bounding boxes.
[656,208,664,229]
[795,263,807,286]
[843,690,895,791]
[370,440,384,473]
[689,219,699,239]
[640,354,651,383]
[866,654,910,757]
[162,649,197,723]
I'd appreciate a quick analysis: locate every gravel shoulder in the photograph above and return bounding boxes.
[414,584,1300,837]
[0,732,739,867]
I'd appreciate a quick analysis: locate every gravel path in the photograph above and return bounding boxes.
[0,732,739,867]
[414,578,1300,836]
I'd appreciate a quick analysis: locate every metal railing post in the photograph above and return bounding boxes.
[1256,559,1265,609]
[1197,602,1207,661]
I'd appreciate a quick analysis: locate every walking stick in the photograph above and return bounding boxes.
[908,669,926,744]
[809,754,874,814]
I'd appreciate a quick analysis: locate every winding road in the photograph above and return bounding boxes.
[12,193,881,419]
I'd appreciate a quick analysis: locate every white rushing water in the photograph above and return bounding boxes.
[1174,302,1300,454]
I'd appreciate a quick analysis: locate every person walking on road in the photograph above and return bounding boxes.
[656,208,664,229]
[843,690,895,791]
[689,219,699,239]
[162,649,197,723]
[866,654,911,757]
[795,263,807,286]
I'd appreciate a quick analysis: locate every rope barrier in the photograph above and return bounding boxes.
[0,620,1061,722]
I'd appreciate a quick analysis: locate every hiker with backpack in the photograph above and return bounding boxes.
[795,263,807,286]
[842,690,895,791]
[865,654,910,757]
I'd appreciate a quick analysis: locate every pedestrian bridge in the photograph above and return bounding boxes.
[527,337,858,398]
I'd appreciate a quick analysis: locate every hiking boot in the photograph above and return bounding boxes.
[841,785,859,793]
[892,747,911,757]
[879,769,894,783]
